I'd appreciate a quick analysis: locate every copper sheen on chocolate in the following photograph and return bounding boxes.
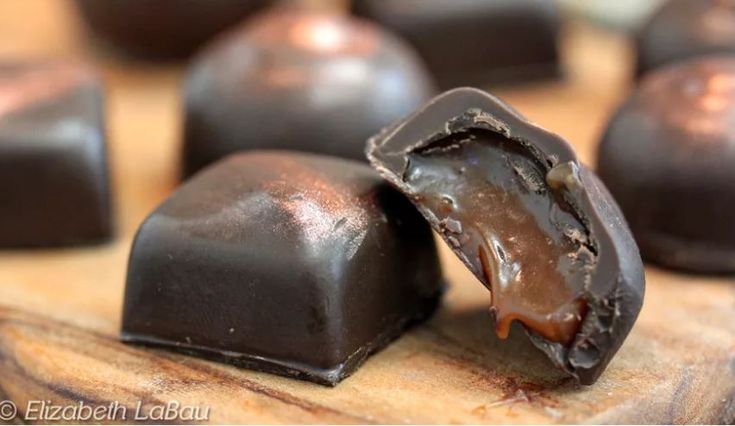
[404,130,593,344]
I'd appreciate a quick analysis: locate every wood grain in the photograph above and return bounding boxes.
[1,265,734,424]
[0,0,734,424]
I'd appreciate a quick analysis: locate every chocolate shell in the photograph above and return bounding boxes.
[181,8,435,177]
[0,62,112,247]
[636,0,735,77]
[366,88,645,385]
[598,57,735,273]
[122,151,443,385]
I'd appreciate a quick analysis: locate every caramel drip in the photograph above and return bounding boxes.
[404,131,592,345]
[479,244,584,344]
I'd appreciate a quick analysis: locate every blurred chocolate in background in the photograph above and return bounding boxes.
[73,0,271,60]
[181,7,435,176]
[635,0,735,77]
[0,62,112,247]
[353,0,562,88]
[598,56,735,273]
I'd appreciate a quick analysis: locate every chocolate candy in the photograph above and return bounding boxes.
[367,88,645,385]
[0,62,112,247]
[352,0,562,88]
[182,8,435,177]
[598,57,735,273]
[74,0,269,60]
[636,0,735,77]
[122,151,443,385]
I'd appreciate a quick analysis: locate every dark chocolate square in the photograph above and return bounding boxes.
[122,151,443,385]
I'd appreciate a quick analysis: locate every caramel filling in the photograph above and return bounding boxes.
[405,130,594,344]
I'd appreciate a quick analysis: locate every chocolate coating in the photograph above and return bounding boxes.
[367,88,645,385]
[0,62,112,247]
[599,57,735,273]
[74,0,269,60]
[636,0,735,77]
[352,0,562,88]
[122,151,443,385]
[182,8,435,177]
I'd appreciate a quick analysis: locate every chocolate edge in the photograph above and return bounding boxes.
[121,286,442,386]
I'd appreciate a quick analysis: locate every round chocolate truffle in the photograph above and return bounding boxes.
[597,57,735,273]
[74,0,269,60]
[636,0,735,77]
[181,8,436,177]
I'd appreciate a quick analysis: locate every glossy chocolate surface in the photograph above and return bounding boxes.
[75,0,269,60]
[636,0,735,77]
[0,62,112,247]
[352,0,561,88]
[123,151,443,385]
[367,88,645,385]
[182,8,435,177]
[599,57,735,273]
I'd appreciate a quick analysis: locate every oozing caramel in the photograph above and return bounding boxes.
[405,130,594,344]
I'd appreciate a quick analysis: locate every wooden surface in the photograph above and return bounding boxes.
[0,0,734,424]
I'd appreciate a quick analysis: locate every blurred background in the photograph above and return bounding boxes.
[0,0,664,329]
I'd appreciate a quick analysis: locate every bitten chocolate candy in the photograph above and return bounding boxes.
[182,8,435,177]
[598,57,735,273]
[636,0,735,77]
[122,151,443,385]
[0,62,112,247]
[352,0,562,88]
[74,0,269,60]
[367,88,645,385]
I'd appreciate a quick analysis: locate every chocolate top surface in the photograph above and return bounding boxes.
[189,8,430,95]
[0,62,104,159]
[163,152,377,251]
[636,0,735,75]
[0,62,104,151]
[603,57,735,197]
[637,57,735,145]
[0,63,96,121]
[367,88,645,384]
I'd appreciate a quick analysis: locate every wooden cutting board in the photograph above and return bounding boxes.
[0,0,733,424]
